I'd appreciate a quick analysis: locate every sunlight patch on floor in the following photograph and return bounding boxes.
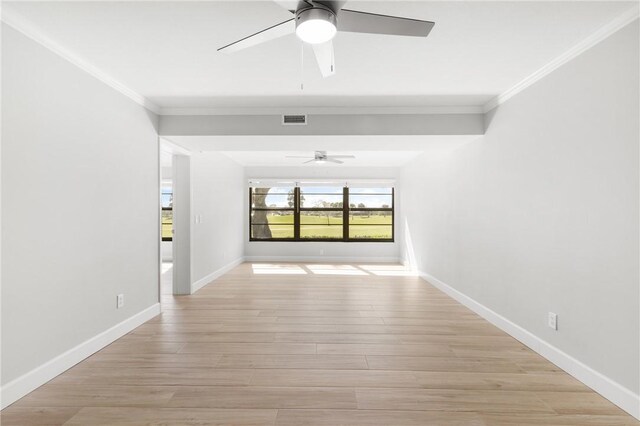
[247,263,413,276]
[251,264,308,275]
[305,264,369,276]
[358,264,417,276]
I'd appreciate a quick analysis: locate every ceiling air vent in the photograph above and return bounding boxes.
[282,114,307,125]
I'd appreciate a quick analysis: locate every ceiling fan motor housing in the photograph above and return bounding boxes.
[296,7,336,26]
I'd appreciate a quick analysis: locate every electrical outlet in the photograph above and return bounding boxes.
[548,312,558,330]
[117,294,125,309]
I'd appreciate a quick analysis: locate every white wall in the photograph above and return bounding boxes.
[244,166,401,262]
[172,155,192,294]
[401,20,639,401]
[191,152,245,289]
[1,22,160,391]
[161,242,172,262]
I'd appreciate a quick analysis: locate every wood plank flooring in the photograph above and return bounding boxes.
[2,262,638,425]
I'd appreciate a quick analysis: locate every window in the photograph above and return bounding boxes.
[249,185,394,242]
[348,187,393,240]
[161,186,173,241]
[250,186,295,240]
[300,186,344,240]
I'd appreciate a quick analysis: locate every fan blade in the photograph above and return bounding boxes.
[326,158,344,164]
[286,156,314,158]
[338,9,434,37]
[272,0,297,13]
[218,18,295,53]
[327,155,355,159]
[312,41,336,78]
[303,159,317,164]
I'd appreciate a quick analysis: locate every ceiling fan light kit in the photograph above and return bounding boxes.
[296,7,337,44]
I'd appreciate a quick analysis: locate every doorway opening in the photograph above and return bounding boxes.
[160,150,173,295]
[160,139,192,296]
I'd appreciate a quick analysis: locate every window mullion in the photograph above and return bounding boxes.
[248,187,253,240]
[392,187,395,242]
[294,187,301,239]
[343,187,349,241]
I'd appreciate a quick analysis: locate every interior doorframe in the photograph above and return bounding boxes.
[159,138,192,296]
[172,154,192,295]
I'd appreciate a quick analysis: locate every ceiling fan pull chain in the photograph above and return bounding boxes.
[300,42,304,91]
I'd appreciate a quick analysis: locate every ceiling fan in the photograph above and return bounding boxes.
[218,1,434,78]
[286,151,355,164]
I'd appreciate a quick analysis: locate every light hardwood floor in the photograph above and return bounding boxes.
[2,262,638,425]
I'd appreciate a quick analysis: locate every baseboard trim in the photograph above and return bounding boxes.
[419,271,640,420]
[244,256,401,264]
[0,303,161,410]
[191,257,244,294]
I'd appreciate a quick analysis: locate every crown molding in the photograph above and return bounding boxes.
[3,4,636,118]
[1,8,161,115]
[483,5,640,113]
[159,105,485,116]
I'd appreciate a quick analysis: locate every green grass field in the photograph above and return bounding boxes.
[162,224,172,239]
[257,213,392,239]
[162,211,173,239]
[165,212,393,240]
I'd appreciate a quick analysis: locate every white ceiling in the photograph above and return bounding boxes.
[5,1,636,111]
[222,150,423,167]
[6,1,635,168]
[166,134,478,151]
[164,134,478,167]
